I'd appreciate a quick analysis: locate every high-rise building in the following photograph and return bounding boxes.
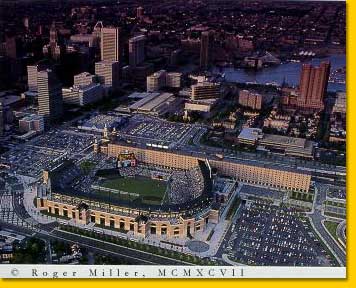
[191,82,220,100]
[297,62,330,111]
[73,72,96,87]
[92,21,103,47]
[62,83,103,106]
[238,90,262,110]
[136,6,144,19]
[50,23,58,45]
[200,31,212,69]
[166,72,182,88]
[49,23,62,60]
[101,27,121,61]
[146,70,182,92]
[129,35,145,67]
[27,65,39,92]
[37,69,63,122]
[95,61,120,89]
[27,64,47,91]
[147,70,167,92]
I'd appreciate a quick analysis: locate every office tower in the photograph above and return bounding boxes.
[297,61,331,111]
[93,21,103,36]
[49,23,58,46]
[27,64,46,91]
[92,21,103,47]
[165,72,182,88]
[191,82,220,100]
[147,70,182,92]
[73,72,96,87]
[37,69,63,122]
[101,27,121,61]
[147,70,167,92]
[136,6,144,19]
[95,61,120,88]
[49,23,61,60]
[200,31,212,69]
[239,90,262,110]
[129,35,145,67]
[62,84,103,106]
[27,65,39,92]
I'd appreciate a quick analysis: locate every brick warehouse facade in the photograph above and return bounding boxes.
[101,142,311,193]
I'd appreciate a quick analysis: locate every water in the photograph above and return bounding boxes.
[212,54,346,92]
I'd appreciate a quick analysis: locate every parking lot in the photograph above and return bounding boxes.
[119,115,195,147]
[31,129,95,155]
[224,201,335,266]
[1,146,63,177]
[327,186,346,200]
[0,129,96,178]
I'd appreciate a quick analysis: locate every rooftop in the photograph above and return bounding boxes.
[129,92,174,112]
[127,92,160,100]
[237,128,263,142]
[262,134,307,148]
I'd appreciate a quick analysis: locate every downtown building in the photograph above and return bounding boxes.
[146,70,182,92]
[27,63,48,92]
[101,27,122,62]
[191,82,221,100]
[136,6,144,19]
[238,90,262,110]
[297,61,331,111]
[95,61,120,89]
[129,35,145,67]
[62,83,104,106]
[37,69,63,123]
[73,72,97,87]
[200,31,213,69]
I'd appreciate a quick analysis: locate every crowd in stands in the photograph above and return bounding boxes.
[118,164,170,181]
[168,166,205,205]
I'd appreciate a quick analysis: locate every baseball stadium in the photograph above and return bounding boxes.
[34,136,312,239]
[35,145,218,239]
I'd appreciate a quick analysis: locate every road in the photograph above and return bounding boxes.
[308,183,346,266]
[336,221,346,246]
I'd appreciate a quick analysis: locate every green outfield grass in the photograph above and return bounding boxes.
[101,176,167,203]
